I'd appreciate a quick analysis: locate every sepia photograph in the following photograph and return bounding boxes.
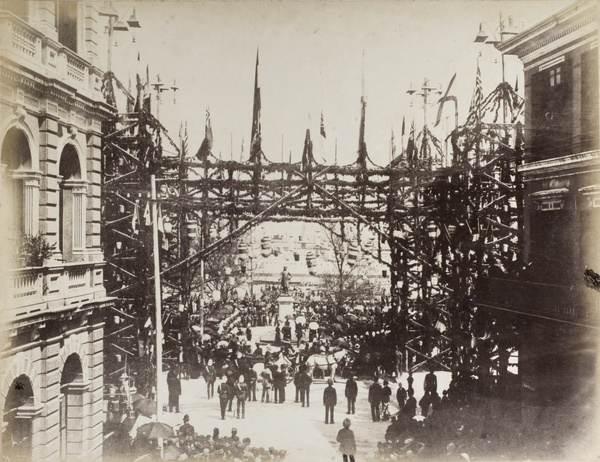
[0,0,598,461]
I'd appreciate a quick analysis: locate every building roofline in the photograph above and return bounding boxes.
[496,0,597,56]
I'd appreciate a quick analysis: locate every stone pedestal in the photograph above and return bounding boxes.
[277,295,294,323]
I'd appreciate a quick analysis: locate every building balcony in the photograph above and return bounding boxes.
[0,12,103,98]
[478,276,600,326]
[7,261,108,325]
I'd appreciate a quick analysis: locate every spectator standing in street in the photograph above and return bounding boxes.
[282,321,292,343]
[248,367,258,401]
[336,418,356,462]
[293,369,302,403]
[407,371,414,392]
[323,378,337,424]
[245,324,252,343]
[274,324,281,346]
[261,367,273,403]
[404,387,417,417]
[226,373,236,412]
[298,365,313,407]
[217,378,231,420]
[369,377,383,422]
[381,380,392,416]
[275,364,286,403]
[396,382,407,411]
[424,367,437,395]
[345,376,358,415]
[167,366,181,413]
[235,375,248,419]
[204,359,216,399]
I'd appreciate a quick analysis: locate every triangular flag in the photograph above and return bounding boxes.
[320,110,326,139]
[144,202,151,227]
[131,200,139,234]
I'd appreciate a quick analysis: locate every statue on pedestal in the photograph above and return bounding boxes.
[280,266,291,294]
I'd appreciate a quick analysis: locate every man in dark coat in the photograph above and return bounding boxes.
[396,382,407,411]
[273,364,286,403]
[297,365,313,407]
[368,377,382,422]
[345,376,358,414]
[217,379,231,419]
[248,367,258,401]
[323,378,337,424]
[424,368,437,395]
[167,367,181,413]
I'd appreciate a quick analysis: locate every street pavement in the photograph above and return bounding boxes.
[158,326,451,462]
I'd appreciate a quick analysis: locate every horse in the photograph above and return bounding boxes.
[305,349,347,382]
[252,351,294,383]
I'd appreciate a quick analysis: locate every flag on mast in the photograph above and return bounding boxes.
[468,61,483,124]
[319,110,327,163]
[250,48,262,163]
[142,65,151,112]
[196,109,213,161]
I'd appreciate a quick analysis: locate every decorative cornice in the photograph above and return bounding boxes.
[515,14,596,58]
[497,1,597,57]
[519,150,600,175]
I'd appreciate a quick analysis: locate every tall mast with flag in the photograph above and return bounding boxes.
[250,48,262,164]
[357,52,368,170]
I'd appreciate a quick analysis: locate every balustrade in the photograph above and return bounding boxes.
[7,262,106,322]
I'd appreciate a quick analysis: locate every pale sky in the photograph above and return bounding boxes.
[104,1,574,167]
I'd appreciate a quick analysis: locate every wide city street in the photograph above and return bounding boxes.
[155,326,450,462]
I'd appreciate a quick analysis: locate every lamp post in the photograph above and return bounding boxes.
[474,13,519,122]
[98,3,141,72]
[151,75,179,123]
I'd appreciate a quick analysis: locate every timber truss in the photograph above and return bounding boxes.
[101,70,525,389]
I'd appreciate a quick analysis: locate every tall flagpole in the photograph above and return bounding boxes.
[151,175,164,420]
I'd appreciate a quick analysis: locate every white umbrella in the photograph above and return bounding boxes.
[309,321,319,330]
[296,315,306,324]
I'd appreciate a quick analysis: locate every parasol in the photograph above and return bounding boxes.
[308,321,319,330]
[132,398,157,417]
[335,315,344,323]
[346,314,358,322]
[136,422,175,439]
[295,315,306,324]
[201,333,211,341]
[332,338,350,348]
[191,325,202,332]
[216,340,229,348]
[331,323,343,331]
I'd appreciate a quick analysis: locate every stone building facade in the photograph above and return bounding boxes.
[0,2,113,460]
[483,0,599,442]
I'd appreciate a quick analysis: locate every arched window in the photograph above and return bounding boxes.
[58,144,86,260]
[1,127,39,246]
[2,375,34,461]
[59,354,85,461]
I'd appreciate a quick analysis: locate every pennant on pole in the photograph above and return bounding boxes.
[144,202,151,227]
[142,65,151,113]
[401,116,405,137]
[320,110,326,139]
[131,200,139,234]
[406,121,417,163]
[435,72,457,127]
[249,48,262,163]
